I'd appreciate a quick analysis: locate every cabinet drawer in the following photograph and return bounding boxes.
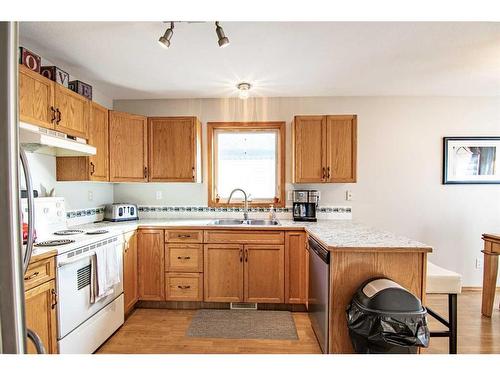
[165,273,203,301]
[165,230,203,243]
[165,244,203,272]
[204,230,284,244]
[24,257,55,291]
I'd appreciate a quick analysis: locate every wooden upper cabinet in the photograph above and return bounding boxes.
[19,65,55,129]
[148,117,202,182]
[293,116,326,183]
[24,279,58,354]
[109,111,148,182]
[325,115,357,182]
[137,229,165,301]
[54,84,89,138]
[123,231,138,314]
[293,115,357,183]
[285,232,308,304]
[244,244,284,303]
[203,244,244,302]
[56,102,109,181]
[88,102,109,181]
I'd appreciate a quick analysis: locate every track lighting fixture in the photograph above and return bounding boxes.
[158,22,174,49]
[158,21,230,49]
[215,21,230,48]
[237,82,251,99]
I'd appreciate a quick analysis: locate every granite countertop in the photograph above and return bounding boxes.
[71,219,432,252]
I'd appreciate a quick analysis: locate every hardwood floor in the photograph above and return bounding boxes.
[96,290,500,354]
[423,290,500,354]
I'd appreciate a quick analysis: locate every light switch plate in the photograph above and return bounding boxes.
[155,191,162,200]
[345,190,353,201]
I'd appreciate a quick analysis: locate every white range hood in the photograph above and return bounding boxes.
[19,122,96,157]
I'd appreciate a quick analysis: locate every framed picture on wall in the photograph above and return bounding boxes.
[443,137,500,184]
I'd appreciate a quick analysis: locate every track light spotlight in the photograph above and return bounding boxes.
[158,22,174,48]
[215,21,230,48]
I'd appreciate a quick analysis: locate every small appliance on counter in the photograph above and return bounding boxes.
[292,190,319,222]
[104,203,138,222]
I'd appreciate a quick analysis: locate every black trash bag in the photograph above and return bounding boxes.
[347,300,430,353]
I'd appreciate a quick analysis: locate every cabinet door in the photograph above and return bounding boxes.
[244,244,284,303]
[24,280,58,354]
[148,117,200,182]
[203,244,244,302]
[109,111,148,182]
[88,102,109,181]
[54,84,89,138]
[138,229,165,301]
[123,231,138,313]
[19,65,55,129]
[293,116,327,183]
[285,232,308,304]
[325,115,357,182]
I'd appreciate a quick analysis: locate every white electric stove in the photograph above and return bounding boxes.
[22,197,125,354]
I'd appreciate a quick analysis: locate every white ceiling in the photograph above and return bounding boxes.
[19,22,500,99]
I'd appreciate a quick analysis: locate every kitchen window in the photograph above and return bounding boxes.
[207,122,286,207]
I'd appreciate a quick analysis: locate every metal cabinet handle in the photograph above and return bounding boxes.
[192,167,195,179]
[177,285,191,290]
[327,166,331,179]
[178,234,192,238]
[322,167,326,181]
[51,289,58,309]
[24,271,39,281]
[245,249,248,262]
[143,166,148,179]
[90,162,95,175]
[177,256,191,260]
[50,106,57,123]
[239,249,243,262]
[55,108,61,124]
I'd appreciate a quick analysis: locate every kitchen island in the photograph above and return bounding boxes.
[36,218,431,354]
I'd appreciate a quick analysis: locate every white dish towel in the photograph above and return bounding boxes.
[90,243,121,304]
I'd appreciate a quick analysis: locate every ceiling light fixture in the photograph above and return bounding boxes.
[158,22,174,49]
[237,82,251,99]
[215,21,230,48]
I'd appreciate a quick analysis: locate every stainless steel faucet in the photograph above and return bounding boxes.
[227,188,249,220]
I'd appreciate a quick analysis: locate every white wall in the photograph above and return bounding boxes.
[23,153,113,210]
[113,96,500,286]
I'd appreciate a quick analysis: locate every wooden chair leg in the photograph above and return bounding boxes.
[448,294,458,354]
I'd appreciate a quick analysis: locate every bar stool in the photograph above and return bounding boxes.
[426,261,462,354]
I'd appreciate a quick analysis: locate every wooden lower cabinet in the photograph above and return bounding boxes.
[165,273,203,301]
[138,229,165,301]
[24,279,58,354]
[123,231,138,314]
[285,231,308,304]
[204,244,244,302]
[244,244,284,303]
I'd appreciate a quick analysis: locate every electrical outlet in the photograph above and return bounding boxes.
[475,257,483,269]
[155,191,162,200]
[88,190,93,201]
[345,190,353,201]
[287,190,293,201]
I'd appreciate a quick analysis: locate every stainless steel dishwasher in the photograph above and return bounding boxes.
[308,237,330,353]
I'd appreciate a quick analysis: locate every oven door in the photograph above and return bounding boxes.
[56,242,123,339]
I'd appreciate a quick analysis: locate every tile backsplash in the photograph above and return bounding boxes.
[66,205,352,226]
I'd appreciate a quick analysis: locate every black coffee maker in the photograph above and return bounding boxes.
[292,190,319,222]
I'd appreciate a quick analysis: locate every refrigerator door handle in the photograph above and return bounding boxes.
[19,148,35,274]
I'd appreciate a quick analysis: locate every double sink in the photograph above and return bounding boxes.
[210,219,280,226]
